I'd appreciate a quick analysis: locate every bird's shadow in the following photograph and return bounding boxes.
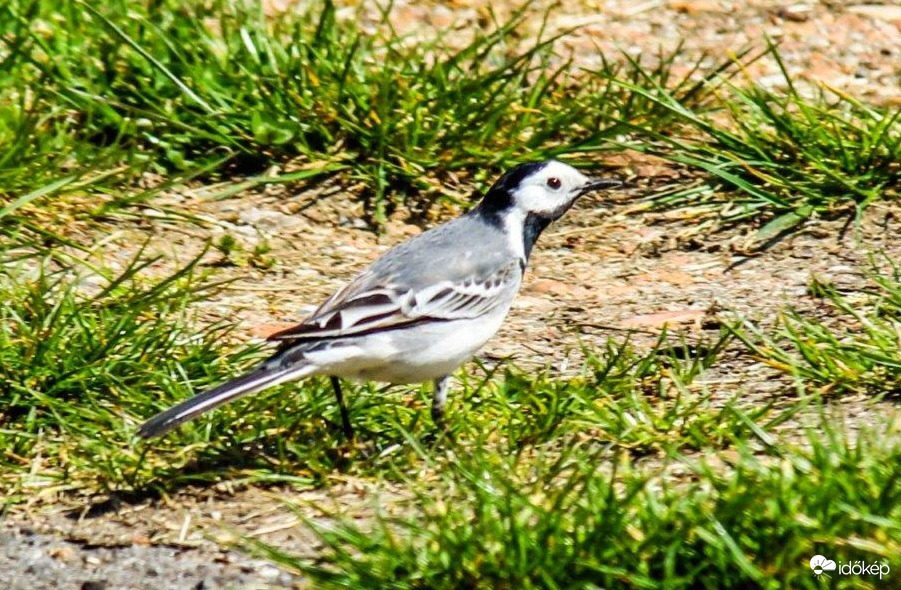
[70,411,448,521]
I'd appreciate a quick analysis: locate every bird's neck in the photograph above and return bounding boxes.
[473,202,551,264]
[521,213,552,259]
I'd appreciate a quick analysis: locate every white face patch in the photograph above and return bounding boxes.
[510,160,593,217]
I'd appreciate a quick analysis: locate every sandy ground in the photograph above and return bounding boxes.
[3,1,900,588]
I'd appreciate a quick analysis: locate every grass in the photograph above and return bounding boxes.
[2,0,749,231]
[2,1,898,240]
[734,257,901,398]
[256,416,900,590]
[0,85,133,247]
[0,249,257,500]
[609,46,901,242]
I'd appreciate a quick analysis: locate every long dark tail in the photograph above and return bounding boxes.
[137,364,315,438]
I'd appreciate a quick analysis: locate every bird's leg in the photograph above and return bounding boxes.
[431,375,450,430]
[330,376,354,440]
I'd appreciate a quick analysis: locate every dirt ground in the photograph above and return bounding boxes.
[371,0,901,104]
[3,1,900,588]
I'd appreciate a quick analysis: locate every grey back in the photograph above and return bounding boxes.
[364,213,516,290]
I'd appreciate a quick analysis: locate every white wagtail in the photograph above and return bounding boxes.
[138,160,620,439]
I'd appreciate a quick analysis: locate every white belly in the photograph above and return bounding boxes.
[302,308,510,383]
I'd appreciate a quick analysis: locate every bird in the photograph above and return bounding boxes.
[137,159,621,440]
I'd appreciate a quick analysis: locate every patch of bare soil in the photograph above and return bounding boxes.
[360,0,901,104]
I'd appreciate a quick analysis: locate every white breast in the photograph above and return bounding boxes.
[303,304,513,384]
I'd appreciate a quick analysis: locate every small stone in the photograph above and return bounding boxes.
[48,546,77,562]
[778,4,812,22]
[249,322,298,339]
[524,279,573,296]
[239,207,302,233]
[668,0,724,14]
[847,5,901,22]
[81,582,107,590]
[258,565,282,579]
[384,220,422,239]
[620,309,706,329]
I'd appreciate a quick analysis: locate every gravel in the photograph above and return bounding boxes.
[0,526,301,590]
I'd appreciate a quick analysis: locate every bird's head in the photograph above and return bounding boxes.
[472,159,621,261]
[477,159,621,222]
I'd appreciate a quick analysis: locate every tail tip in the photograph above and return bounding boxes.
[135,419,170,439]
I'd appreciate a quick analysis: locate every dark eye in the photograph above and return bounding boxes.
[546,177,562,190]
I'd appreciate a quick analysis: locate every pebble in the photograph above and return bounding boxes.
[238,207,303,233]
[847,5,901,22]
[258,565,282,579]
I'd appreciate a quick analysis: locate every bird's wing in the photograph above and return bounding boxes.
[267,261,519,343]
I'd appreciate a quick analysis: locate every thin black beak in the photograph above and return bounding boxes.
[580,177,623,194]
